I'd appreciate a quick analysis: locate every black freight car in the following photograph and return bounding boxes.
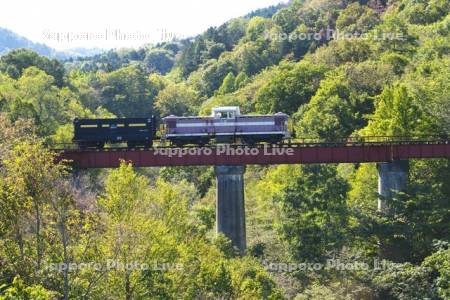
[73,117,156,149]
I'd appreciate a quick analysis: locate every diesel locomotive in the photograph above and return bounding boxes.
[73,107,289,148]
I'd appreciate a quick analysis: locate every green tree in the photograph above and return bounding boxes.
[216,72,236,95]
[336,2,380,34]
[191,57,237,97]
[98,161,154,299]
[296,61,395,139]
[98,65,154,117]
[399,0,449,24]
[219,18,248,50]
[0,277,56,300]
[0,67,87,138]
[143,49,174,74]
[234,72,250,89]
[373,242,450,299]
[245,17,273,41]
[402,58,450,133]
[371,14,417,55]
[260,165,349,262]
[0,49,65,87]
[307,38,373,68]
[178,38,208,77]
[0,136,82,297]
[207,42,226,59]
[155,82,199,116]
[233,42,275,76]
[273,4,301,33]
[360,85,422,136]
[255,61,328,114]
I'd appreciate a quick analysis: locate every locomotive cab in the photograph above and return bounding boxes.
[212,107,240,143]
[212,106,240,119]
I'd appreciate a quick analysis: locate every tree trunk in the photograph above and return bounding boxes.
[14,223,24,259]
[125,271,132,300]
[60,215,70,300]
[34,203,41,270]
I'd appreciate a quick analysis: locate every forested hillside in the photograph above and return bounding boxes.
[0,27,104,59]
[0,0,449,298]
[0,28,57,57]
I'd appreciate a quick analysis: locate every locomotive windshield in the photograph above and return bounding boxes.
[212,106,240,119]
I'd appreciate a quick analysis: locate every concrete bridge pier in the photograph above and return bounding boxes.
[377,160,410,261]
[215,165,246,256]
[377,160,409,213]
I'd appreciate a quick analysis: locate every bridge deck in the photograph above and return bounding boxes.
[55,139,450,168]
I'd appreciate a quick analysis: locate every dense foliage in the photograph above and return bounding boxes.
[0,0,449,298]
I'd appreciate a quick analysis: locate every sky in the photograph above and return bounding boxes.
[0,0,286,50]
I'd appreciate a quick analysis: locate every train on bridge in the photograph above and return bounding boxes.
[73,107,289,149]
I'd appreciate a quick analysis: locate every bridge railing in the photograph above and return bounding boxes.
[292,135,449,145]
[49,135,450,151]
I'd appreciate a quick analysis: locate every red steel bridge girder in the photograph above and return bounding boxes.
[55,143,450,169]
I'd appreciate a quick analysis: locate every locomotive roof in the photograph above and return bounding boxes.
[74,117,153,124]
[162,114,288,120]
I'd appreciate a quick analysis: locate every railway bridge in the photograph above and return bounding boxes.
[55,136,450,255]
